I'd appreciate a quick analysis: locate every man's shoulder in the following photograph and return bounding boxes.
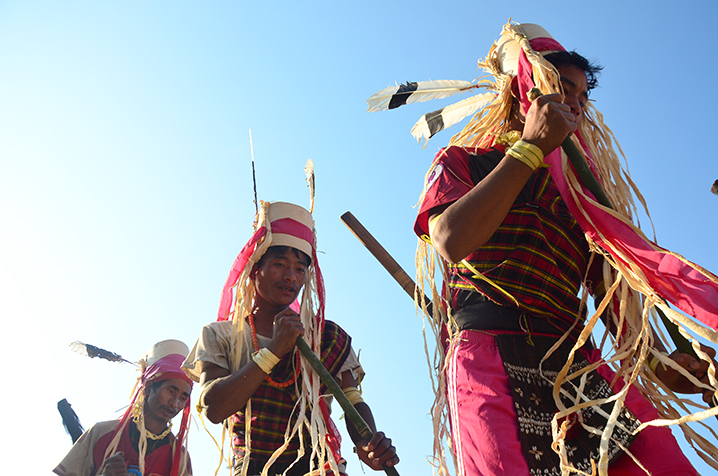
[322,320,347,336]
[204,320,234,331]
[86,420,121,436]
[199,320,236,341]
[431,146,503,183]
[436,145,498,162]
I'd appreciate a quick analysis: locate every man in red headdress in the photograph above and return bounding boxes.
[182,201,399,476]
[54,340,193,476]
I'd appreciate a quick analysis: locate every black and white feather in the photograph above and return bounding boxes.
[366,80,478,112]
[411,92,496,146]
[69,341,136,365]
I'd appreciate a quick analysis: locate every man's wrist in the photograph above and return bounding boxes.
[253,348,280,374]
[506,140,545,171]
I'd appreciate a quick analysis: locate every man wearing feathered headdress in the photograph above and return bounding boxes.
[369,21,718,476]
[182,201,398,476]
[54,340,193,476]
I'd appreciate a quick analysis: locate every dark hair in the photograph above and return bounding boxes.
[256,246,311,268]
[543,51,602,91]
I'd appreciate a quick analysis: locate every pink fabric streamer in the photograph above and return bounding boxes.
[545,148,718,330]
[218,227,267,321]
[516,34,718,330]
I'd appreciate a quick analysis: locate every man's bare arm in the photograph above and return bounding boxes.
[431,93,577,262]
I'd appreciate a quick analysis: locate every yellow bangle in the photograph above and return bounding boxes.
[253,348,280,374]
[507,141,545,171]
[506,147,535,170]
[342,386,364,406]
[648,353,667,375]
[513,141,544,165]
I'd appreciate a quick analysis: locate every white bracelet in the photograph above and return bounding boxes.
[253,348,280,374]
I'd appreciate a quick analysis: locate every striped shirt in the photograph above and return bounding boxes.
[230,320,351,468]
[415,146,589,331]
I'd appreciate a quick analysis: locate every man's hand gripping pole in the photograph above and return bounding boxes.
[526,87,696,359]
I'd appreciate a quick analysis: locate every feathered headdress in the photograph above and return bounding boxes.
[101,340,193,476]
[370,20,718,476]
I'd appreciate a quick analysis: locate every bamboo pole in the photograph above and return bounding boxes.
[527,88,698,360]
[295,337,400,476]
[340,212,432,314]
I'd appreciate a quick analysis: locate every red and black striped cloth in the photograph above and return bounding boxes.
[230,320,352,469]
[415,146,595,333]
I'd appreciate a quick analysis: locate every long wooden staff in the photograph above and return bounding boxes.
[340,212,431,313]
[294,337,400,476]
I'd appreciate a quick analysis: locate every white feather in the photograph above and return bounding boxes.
[411,92,496,147]
[366,79,476,112]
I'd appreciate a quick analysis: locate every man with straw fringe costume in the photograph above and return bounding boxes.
[181,200,399,476]
[54,340,194,476]
[367,21,718,476]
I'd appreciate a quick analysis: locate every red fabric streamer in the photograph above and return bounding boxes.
[218,227,267,321]
[514,35,718,331]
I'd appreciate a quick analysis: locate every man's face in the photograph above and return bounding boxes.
[556,64,589,123]
[253,247,310,308]
[144,378,191,425]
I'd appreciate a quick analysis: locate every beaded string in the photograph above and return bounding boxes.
[247,314,300,388]
[132,413,173,440]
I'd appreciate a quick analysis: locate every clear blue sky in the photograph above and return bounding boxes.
[2,2,717,475]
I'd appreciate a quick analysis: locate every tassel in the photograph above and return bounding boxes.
[366,80,478,112]
[411,92,496,146]
[69,341,136,365]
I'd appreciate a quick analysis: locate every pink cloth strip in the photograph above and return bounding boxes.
[217,217,315,322]
[517,37,566,115]
[514,37,718,330]
[217,227,267,321]
[545,148,718,329]
[271,217,315,247]
[143,353,194,387]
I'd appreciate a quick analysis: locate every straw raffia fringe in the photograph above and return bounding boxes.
[414,21,718,476]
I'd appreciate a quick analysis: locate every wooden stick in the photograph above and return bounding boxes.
[295,337,400,476]
[340,212,431,312]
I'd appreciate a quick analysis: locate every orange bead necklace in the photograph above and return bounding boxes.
[248,314,300,389]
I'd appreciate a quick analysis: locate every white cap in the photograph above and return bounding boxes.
[145,339,190,366]
[267,202,315,257]
[495,23,560,76]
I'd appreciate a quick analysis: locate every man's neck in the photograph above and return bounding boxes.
[143,415,169,435]
[252,300,289,337]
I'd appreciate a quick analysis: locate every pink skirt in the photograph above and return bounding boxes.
[446,330,698,476]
